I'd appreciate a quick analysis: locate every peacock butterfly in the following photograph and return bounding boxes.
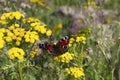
[38,36,70,56]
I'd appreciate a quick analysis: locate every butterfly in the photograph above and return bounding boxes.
[38,36,70,56]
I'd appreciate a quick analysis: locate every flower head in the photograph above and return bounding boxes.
[30,48,39,58]
[23,17,52,37]
[24,30,39,43]
[0,28,6,48]
[8,47,25,60]
[54,52,74,63]
[0,39,5,49]
[65,67,85,78]
[0,11,24,25]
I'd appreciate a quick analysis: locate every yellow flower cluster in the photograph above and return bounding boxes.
[30,48,39,58]
[12,28,25,45]
[30,0,44,5]
[0,11,24,25]
[30,0,51,10]
[0,28,6,48]
[4,24,26,46]
[69,28,91,47]
[0,11,52,47]
[83,1,99,9]
[1,24,40,46]
[8,47,25,60]
[0,11,53,62]
[65,67,85,78]
[54,52,74,63]
[87,1,95,6]
[76,36,86,43]
[23,17,52,36]
[69,35,86,47]
[4,29,14,42]
[23,17,40,24]
[24,31,39,43]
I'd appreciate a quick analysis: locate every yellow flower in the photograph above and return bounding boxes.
[14,52,20,57]
[0,11,24,21]
[0,28,6,33]
[4,36,12,42]
[68,43,72,47]
[12,36,17,40]
[17,55,24,60]
[24,31,39,43]
[40,26,47,34]
[8,47,25,60]
[0,39,5,48]
[68,38,75,47]
[14,23,20,27]
[16,37,22,41]
[16,41,21,46]
[87,1,91,6]
[65,67,85,78]
[23,17,40,24]
[30,48,38,58]
[69,38,75,44]
[46,29,52,36]
[0,28,5,49]
[56,23,63,29]
[14,11,25,20]
[9,14,14,20]
[8,25,15,30]
[30,0,51,10]
[76,36,86,43]
[54,52,74,63]
[30,0,38,3]
[30,22,39,27]
[8,54,15,60]
[76,37,81,42]
[22,17,51,37]
[8,27,25,45]
[0,20,8,24]
[30,39,35,43]
[4,29,14,42]
[1,14,6,20]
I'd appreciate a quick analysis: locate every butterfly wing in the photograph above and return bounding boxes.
[39,43,54,54]
[55,36,70,55]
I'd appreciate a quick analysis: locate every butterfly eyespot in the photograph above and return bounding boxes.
[65,36,70,40]
[62,45,68,50]
[39,44,44,48]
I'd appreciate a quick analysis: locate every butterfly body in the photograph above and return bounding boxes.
[39,36,70,56]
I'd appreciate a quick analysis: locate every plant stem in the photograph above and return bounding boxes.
[18,61,23,80]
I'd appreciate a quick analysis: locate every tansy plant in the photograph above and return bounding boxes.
[0,11,52,60]
[0,11,52,80]
[0,11,90,80]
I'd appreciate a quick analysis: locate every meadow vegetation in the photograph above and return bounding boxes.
[0,0,120,80]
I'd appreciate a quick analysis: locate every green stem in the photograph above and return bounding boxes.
[18,62,23,80]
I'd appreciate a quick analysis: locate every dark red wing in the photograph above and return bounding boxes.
[39,43,54,54]
[55,36,70,54]
[57,36,70,46]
